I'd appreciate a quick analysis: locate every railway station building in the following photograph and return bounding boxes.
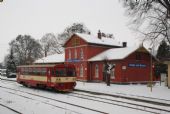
[35,32,158,83]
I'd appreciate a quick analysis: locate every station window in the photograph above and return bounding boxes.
[110,64,116,79]
[80,48,84,59]
[110,68,115,79]
[80,64,83,77]
[69,49,71,59]
[75,49,77,59]
[95,64,99,78]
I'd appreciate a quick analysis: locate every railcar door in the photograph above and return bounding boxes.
[17,67,21,81]
[47,68,51,87]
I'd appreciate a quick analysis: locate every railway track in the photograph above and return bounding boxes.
[0,103,22,114]
[0,85,108,114]
[75,89,170,106]
[1,78,170,105]
[1,79,170,114]
[0,85,168,114]
[70,91,170,114]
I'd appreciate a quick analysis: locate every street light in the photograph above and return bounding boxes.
[148,47,153,92]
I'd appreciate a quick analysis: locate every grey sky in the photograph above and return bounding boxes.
[0,0,138,62]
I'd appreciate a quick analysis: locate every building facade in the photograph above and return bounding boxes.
[63,33,158,83]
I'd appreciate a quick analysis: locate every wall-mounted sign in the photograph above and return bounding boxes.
[128,63,146,68]
[67,59,80,63]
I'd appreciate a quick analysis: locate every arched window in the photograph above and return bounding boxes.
[69,49,71,59]
[80,64,83,77]
[75,49,77,59]
[80,48,84,59]
[95,64,99,78]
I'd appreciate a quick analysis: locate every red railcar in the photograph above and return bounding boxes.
[17,64,76,91]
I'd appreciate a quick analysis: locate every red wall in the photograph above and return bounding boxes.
[90,52,156,83]
[121,52,157,82]
[64,34,112,81]
[64,34,157,83]
[86,46,110,59]
[65,35,111,61]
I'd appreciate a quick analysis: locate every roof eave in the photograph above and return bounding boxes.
[88,42,122,48]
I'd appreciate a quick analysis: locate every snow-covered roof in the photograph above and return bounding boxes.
[34,53,65,64]
[88,46,141,61]
[65,33,122,47]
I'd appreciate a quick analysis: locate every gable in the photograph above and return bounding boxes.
[64,34,87,47]
[136,47,148,53]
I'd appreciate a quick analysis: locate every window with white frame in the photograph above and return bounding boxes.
[110,64,116,79]
[75,49,77,59]
[69,49,71,59]
[95,64,99,78]
[102,64,105,72]
[80,48,84,59]
[80,64,83,77]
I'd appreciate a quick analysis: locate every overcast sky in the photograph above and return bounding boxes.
[0,0,139,63]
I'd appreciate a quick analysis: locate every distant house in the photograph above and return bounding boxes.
[35,32,158,83]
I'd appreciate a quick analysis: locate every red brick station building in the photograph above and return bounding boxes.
[35,32,158,83]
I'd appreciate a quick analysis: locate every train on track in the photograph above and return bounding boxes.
[16,64,76,91]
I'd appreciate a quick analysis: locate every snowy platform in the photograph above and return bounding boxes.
[75,81,170,103]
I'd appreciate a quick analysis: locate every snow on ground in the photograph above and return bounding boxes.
[0,105,18,114]
[76,81,170,102]
[0,75,170,114]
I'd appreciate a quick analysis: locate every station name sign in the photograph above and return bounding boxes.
[128,63,146,68]
[67,59,81,63]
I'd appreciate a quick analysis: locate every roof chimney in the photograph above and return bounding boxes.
[122,42,127,47]
[98,30,102,39]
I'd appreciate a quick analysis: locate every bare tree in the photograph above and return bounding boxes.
[10,35,42,65]
[57,23,91,44]
[120,0,170,44]
[40,33,62,57]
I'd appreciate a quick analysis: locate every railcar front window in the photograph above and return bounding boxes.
[55,69,66,77]
[66,68,76,77]
[55,68,76,77]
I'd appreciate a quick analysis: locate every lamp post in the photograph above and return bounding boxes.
[149,47,153,92]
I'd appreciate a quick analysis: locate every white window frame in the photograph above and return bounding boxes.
[80,48,84,59]
[110,64,116,79]
[69,49,71,59]
[80,64,83,77]
[95,64,99,78]
[75,49,77,59]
